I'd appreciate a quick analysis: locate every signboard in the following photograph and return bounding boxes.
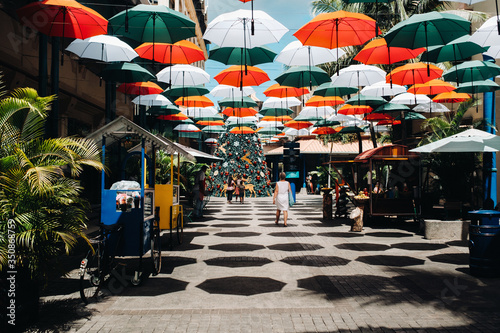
[286,171,300,179]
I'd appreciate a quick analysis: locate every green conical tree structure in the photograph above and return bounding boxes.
[209,132,273,197]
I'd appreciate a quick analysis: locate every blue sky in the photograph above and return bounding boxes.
[204,0,315,103]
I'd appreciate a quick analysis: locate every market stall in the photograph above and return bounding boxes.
[86,116,194,281]
[330,145,422,230]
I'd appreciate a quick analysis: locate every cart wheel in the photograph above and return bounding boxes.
[131,271,142,286]
[176,214,183,245]
[79,250,101,304]
[151,219,162,275]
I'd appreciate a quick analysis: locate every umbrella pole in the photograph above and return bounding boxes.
[152,14,156,67]
[251,0,255,35]
[496,0,500,34]
[424,22,430,76]
[375,0,379,37]
[125,3,129,32]
[336,19,340,76]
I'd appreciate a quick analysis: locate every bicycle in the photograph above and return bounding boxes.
[79,222,124,304]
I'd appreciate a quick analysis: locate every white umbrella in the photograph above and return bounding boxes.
[439,0,485,5]
[296,106,335,120]
[327,114,358,122]
[469,15,500,47]
[204,138,218,145]
[66,35,138,62]
[484,45,500,59]
[331,64,386,87]
[391,93,431,105]
[226,116,259,125]
[210,85,255,98]
[275,40,345,66]
[410,128,500,153]
[413,102,450,113]
[183,107,218,118]
[284,127,310,136]
[360,80,407,97]
[256,121,284,128]
[173,124,201,132]
[203,9,288,48]
[263,97,301,108]
[131,94,172,106]
[156,64,210,86]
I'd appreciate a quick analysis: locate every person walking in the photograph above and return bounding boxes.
[193,165,207,218]
[236,174,245,203]
[273,172,292,227]
[226,174,235,203]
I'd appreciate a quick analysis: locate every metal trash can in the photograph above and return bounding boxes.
[468,210,500,225]
[469,224,500,277]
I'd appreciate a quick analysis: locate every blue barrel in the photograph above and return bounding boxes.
[468,210,500,225]
[469,224,500,277]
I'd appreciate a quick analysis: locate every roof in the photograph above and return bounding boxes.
[86,116,195,161]
[264,138,379,156]
[354,144,417,161]
[172,142,223,163]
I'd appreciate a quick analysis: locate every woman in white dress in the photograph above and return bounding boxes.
[273,172,292,227]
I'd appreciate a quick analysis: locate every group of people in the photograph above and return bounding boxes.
[225,174,245,204]
[194,165,293,228]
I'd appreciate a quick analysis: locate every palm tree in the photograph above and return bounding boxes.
[0,85,104,284]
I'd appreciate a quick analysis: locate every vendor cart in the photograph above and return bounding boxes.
[330,145,422,229]
[86,117,194,283]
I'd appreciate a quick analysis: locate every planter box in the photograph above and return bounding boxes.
[424,219,470,240]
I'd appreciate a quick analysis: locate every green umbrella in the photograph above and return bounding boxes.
[443,60,500,84]
[384,12,470,50]
[259,107,294,116]
[395,112,426,120]
[345,95,387,107]
[162,85,210,99]
[219,96,258,108]
[100,62,155,83]
[314,119,341,127]
[202,125,226,133]
[256,128,283,135]
[313,82,358,97]
[225,121,256,128]
[146,105,181,116]
[373,102,411,113]
[422,36,488,64]
[294,113,324,122]
[108,4,196,44]
[275,66,331,90]
[194,114,224,121]
[209,45,277,66]
[454,80,500,94]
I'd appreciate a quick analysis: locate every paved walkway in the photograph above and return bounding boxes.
[35,193,500,332]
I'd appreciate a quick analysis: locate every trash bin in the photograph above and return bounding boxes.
[468,210,500,225]
[321,188,333,220]
[469,224,500,277]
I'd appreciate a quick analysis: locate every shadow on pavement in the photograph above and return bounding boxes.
[209,243,266,252]
[364,231,414,238]
[196,276,286,296]
[391,242,449,251]
[427,253,469,265]
[160,256,197,274]
[268,231,314,237]
[356,255,426,267]
[26,299,94,332]
[267,243,324,252]
[214,231,261,238]
[204,256,273,268]
[281,255,351,267]
[121,277,188,296]
[318,231,364,238]
[335,243,391,251]
[210,223,251,228]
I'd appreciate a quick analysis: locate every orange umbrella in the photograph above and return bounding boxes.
[135,40,206,64]
[306,96,344,107]
[230,126,256,134]
[363,113,394,121]
[338,104,373,115]
[294,11,379,49]
[387,62,443,86]
[263,84,309,98]
[407,79,456,95]
[222,107,258,117]
[158,113,189,121]
[261,115,293,122]
[312,127,340,135]
[117,81,163,95]
[354,38,425,65]
[377,119,401,126]
[284,120,313,130]
[432,91,471,103]
[196,120,225,126]
[175,96,214,107]
[214,65,270,87]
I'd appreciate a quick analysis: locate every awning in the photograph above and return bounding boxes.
[86,116,195,161]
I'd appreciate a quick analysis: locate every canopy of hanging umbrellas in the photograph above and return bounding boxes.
[16,0,500,145]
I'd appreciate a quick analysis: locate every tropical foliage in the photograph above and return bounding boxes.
[0,85,103,283]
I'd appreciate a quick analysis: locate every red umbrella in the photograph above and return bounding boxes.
[175,96,214,107]
[230,126,256,134]
[338,104,373,115]
[432,91,471,103]
[363,113,394,121]
[407,79,456,95]
[135,40,206,64]
[284,120,313,130]
[215,65,270,87]
[117,81,163,95]
[158,113,189,121]
[306,96,344,107]
[17,0,108,39]
[354,38,425,65]
[312,127,340,135]
[387,62,443,86]
[263,84,309,98]
[222,108,258,117]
